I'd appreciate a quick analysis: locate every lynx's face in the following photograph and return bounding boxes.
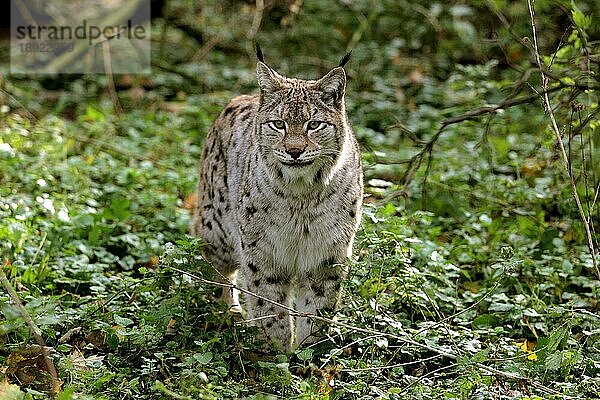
[255,62,348,172]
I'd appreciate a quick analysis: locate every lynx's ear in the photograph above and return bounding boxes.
[338,50,352,68]
[316,67,346,107]
[257,62,285,94]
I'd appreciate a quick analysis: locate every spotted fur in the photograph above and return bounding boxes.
[192,57,363,352]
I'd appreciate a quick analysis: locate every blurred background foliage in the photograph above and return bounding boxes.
[0,0,599,398]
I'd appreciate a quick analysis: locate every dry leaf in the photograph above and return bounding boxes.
[184,192,197,210]
[515,339,538,361]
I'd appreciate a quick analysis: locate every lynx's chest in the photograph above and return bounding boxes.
[256,196,346,273]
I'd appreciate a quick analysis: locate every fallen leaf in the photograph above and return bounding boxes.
[515,339,538,361]
[6,346,62,394]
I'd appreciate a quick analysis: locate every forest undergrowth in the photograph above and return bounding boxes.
[1,0,599,399]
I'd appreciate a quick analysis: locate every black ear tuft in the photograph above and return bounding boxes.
[256,44,265,63]
[338,51,352,68]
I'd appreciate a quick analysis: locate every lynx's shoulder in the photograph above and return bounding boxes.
[211,95,258,138]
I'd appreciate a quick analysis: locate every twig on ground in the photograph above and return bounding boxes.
[408,269,506,347]
[0,88,39,123]
[166,265,573,398]
[400,363,457,394]
[31,232,47,266]
[0,264,60,390]
[342,354,443,373]
[318,334,381,369]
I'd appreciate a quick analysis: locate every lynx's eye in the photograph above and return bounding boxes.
[269,120,286,130]
[306,121,325,131]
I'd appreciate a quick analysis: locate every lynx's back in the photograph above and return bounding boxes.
[191,94,258,273]
[192,52,363,352]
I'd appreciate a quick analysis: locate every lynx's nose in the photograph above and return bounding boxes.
[285,147,305,159]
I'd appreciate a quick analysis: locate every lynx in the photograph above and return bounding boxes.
[191,48,363,352]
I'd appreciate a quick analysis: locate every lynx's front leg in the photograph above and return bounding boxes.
[295,258,347,347]
[243,261,294,352]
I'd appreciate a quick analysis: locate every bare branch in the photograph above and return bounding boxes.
[247,0,265,40]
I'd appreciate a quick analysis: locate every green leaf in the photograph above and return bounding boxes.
[329,348,343,357]
[56,387,77,400]
[88,224,101,244]
[114,315,134,327]
[108,197,131,221]
[537,325,570,363]
[472,314,500,329]
[489,136,510,158]
[547,325,570,352]
[544,352,563,371]
[194,352,213,365]
[472,348,490,363]
[571,1,591,30]
[516,215,539,239]
[296,348,314,361]
[84,106,105,122]
[488,302,513,312]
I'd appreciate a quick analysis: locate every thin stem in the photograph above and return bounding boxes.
[102,39,123,117]
[527,0,599,279]
[341,354,443,372]
[0,265,59,388]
